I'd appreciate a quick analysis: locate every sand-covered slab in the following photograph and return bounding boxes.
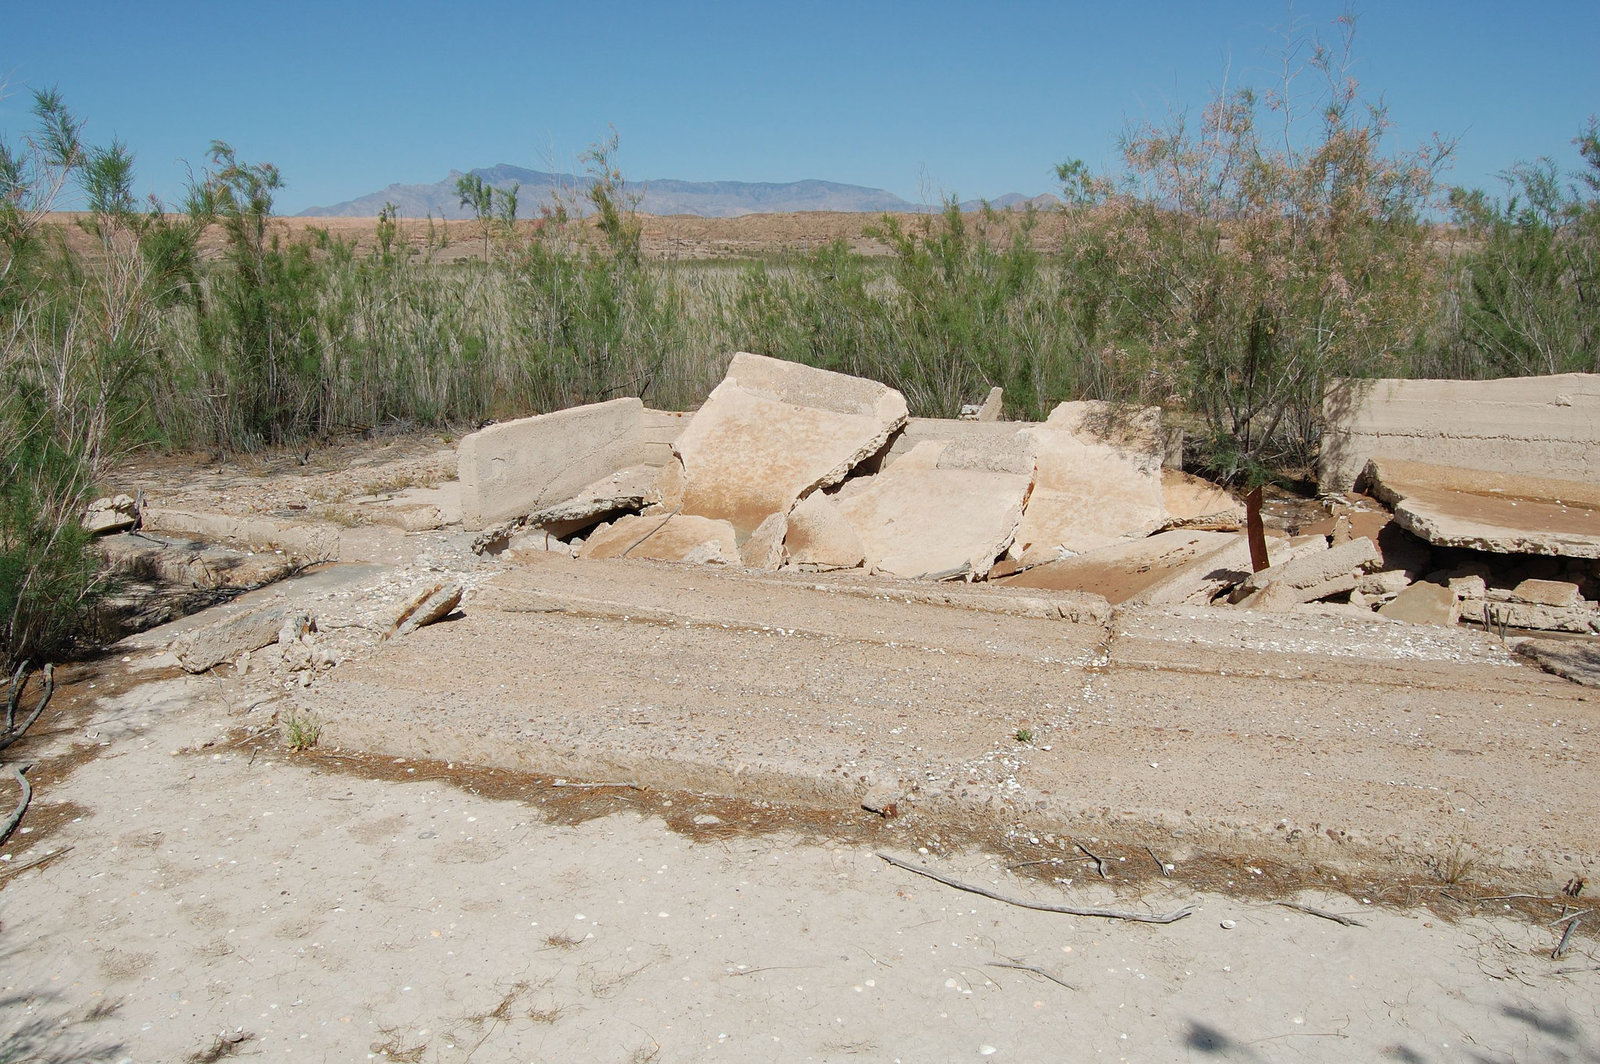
[1362,457,1600,558]
[994,529,1238,603]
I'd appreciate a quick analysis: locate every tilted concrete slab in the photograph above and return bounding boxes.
[674,353,908,540]
[1231,536,1380,605]
[457,398,646,530]
[1127,531,1294,607]
[833,439,1033,581]
[1161,470,1244,525]
[1009,428,1166,566]
[577,513,740,565]
[785,492,866,572]
[993,529,1239,604]
[1320,373,1600,491]
[1378,581,1461,626]
[525,464,663,538]
[1362,458,1600,559]
[1045,400,1181,468]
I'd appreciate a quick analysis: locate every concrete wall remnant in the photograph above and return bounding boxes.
[1320,373,1600,492]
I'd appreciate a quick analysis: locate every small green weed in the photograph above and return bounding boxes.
[1014,728,1034,745]
[282,709,322,751]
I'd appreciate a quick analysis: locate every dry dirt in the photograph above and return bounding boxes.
[2,439,1598,1062]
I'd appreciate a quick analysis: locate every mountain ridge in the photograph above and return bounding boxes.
[299,164,1057,219]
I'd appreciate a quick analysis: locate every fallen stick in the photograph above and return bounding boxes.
[0,844,71,880]
[1277,901,1365,928]
[986,961,1076,990]
[1075,841,1110,880]
[0,764,33,847]
[1550,909,1594,927]
[876,853,1193,924]
[549,780,643,791]
[1145,845,1170,878]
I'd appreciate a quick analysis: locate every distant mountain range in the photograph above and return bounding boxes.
[298,164,1058,219]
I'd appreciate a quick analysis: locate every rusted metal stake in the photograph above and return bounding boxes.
[1245,486,1270,573]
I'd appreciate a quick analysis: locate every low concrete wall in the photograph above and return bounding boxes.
[457,398,649,530]
[1320,373,1600,492]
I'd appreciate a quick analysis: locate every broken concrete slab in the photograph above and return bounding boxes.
[1378,581,1460,626]
[172,604,310,673]
[1126,532,1294,607]
[100,532,299,594]
[387,582,463,638]
[784,492,866,572]
[578,513,740,565]
[1511,579,1585,609]
[141,508,340,563]
[1231,537,1380,605]
[1320,372,1600,492]
[84,494,139,535]
[1362,458,1600,559]
[524,464,663,538]
[1009,428,1165,566]
[976,386,1004,422]
[1514,638,1600,687]
[457,397,647,530]
[1045,400,1181,468]
[880,418,1027,469]
[1469,597,1600,635]
[674,353,908,540]
[1161,471,1244,527]
[832,439,1033,581]
[994,529,1240,604]
[739,512,787,570]
[1299,501,1433,577]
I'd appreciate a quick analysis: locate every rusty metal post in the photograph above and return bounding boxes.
[1245,486,1270,573]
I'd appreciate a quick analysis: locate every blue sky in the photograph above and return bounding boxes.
[5,1,1597,214]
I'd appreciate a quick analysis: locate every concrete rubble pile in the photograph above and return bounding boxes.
[460,351,1248,601]
[455,357,1600,658]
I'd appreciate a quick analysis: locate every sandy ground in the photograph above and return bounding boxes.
[3,441,1598,1061]
[1,653,1597,1064]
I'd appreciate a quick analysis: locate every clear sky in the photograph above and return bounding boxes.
[4,1,1597,214]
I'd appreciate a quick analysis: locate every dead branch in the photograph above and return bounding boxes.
[1145,844,1171,877]
[1550,909,1595,927]
[1075,841,1110,879]
[986,961,1076,990]
[876,852,1193,924]
[0,844,71,881]
[0,663,55,753]
[0,764,33,847]
[1277,901,1366,927]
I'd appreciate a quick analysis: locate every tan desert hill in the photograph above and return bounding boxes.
[43,207,1082,263]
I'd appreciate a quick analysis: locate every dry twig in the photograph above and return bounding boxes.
[1277,901,1365,927]
[876,852,1192,924]
[0,845,71,880]
[986,961,1076,990]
